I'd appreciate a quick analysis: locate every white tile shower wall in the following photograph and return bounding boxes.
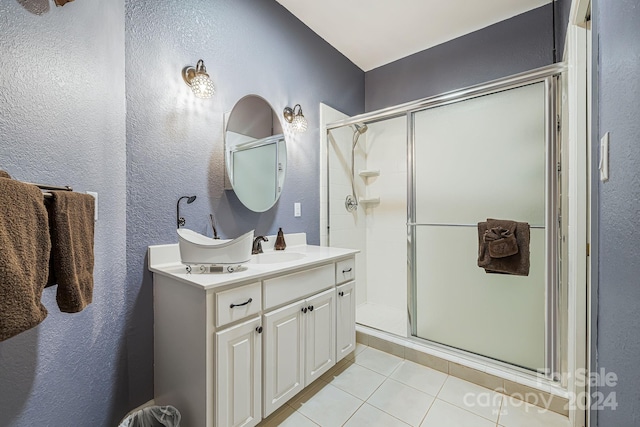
[322,104,368,306]
[364,117,407,312]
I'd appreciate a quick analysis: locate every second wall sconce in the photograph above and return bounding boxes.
[283,104,308,133]
[182,59,215,99]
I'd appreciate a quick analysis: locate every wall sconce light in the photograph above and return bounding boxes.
[283,104,308,133]
[182,59,215,99]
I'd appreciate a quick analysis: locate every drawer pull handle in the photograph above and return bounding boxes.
[256,326,263,334]
[230,298,253,309]
[339,291,344,297]
[308,305,314,312]
[301,307,308,314]
[342,268,353,273]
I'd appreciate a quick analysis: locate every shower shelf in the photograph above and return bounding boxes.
[358,169,380,178]
[359,197,380,205]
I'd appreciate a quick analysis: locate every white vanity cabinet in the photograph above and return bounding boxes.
[336,281,356,362]
[304,288,336,384]
[215,282,263,427]
[263,299,304,415]
[336,258,356,362]
[263,287,336,417]
[215,317,262,427]
[149,241,357,427]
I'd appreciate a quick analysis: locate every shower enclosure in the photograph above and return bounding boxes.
[323,64,565,377]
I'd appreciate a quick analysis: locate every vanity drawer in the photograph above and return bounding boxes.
[216,282,262,327]
[336,258,355,284]
[264,263,335,310]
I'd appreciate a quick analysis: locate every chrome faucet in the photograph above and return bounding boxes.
[252,236,268,254]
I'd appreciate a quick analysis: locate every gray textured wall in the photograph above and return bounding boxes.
[0,0,127,426]
[555,0,572,61]
[364,4,559,112]
[125,0,364,412]
[0,0,362,424]
[0,0,582,424]
[593,0,640,425]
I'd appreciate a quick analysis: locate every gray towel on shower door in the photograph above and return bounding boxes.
[477,219,530,276]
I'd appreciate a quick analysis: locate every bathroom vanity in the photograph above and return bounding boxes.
[148,234,357,427]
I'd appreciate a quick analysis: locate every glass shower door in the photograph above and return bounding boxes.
[411,81,553,371]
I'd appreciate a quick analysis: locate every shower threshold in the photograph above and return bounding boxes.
[355,323,570,404]
[356,302,407,337]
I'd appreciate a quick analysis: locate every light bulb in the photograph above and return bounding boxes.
[191,74,215,99]
[292,114,308,133]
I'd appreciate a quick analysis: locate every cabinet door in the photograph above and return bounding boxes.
[263,300,305,417]
[216,317,262,427]
[336,281,356,362]
[304,288,336,384]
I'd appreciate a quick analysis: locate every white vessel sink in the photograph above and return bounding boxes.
[251,251,306,264]
[177,228,254,265]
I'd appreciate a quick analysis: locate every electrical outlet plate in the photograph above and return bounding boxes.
[294,202,301,217]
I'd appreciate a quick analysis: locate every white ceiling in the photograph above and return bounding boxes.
[276,0,550,71]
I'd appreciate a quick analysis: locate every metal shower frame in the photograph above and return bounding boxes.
[325,62,566,380]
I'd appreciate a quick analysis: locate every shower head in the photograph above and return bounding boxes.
[186,195,197,204]
[353,123,368,134]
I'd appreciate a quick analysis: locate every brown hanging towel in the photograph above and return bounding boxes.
[0,178,51,342]
[0,170,11,179]
[46,191,95,313]
[477,218,530,276]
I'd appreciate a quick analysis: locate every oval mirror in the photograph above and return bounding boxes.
[225,95,287,212]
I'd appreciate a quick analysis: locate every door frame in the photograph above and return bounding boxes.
[563,0,592,426]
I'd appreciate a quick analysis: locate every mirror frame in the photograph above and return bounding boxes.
[224,94,287,212]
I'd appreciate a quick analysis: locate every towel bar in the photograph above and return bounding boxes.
[26,182,73,199]
[407,222,545,229]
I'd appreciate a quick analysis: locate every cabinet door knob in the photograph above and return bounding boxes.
[339,291,344,297]
[255,326,263,334]
[301,307,308,314]
[342,267,353,273]
[308,305,314,312]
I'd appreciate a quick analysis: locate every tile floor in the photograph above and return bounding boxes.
[258,344,570,427]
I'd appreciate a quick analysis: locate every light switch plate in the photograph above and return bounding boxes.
[294,202,301,217]
[600,132,609,182]
[86,191,98,221]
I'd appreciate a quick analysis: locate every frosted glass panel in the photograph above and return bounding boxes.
[233,143,277,212]
[415,226,546,370]
[412,82,548,371]
[414,83,546,225]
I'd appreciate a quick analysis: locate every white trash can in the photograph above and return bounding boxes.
[118,405,181,427]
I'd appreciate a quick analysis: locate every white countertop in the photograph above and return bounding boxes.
[148,233,358,291]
